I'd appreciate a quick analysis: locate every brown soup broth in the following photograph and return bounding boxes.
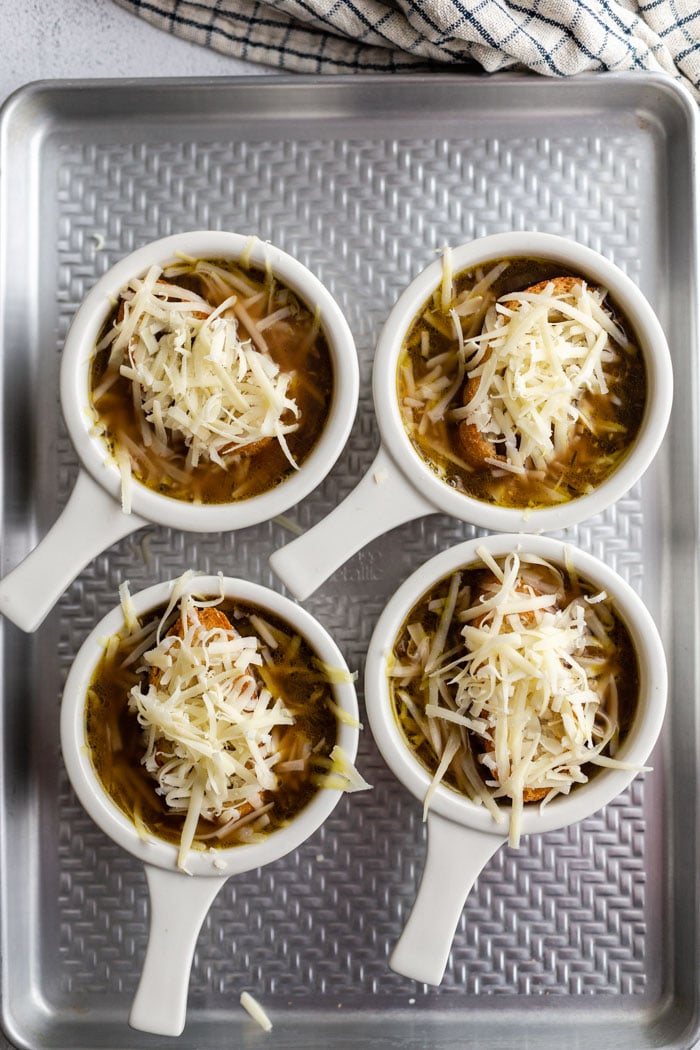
[390,560,639,799]
[90,259,334,504]
[86,600,339,850]
[397,257,647,509]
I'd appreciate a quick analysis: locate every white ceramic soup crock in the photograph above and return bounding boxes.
[0,231,358,632]
[270,232,673,600]
[60,574,361,1037]
[364,534,667,986]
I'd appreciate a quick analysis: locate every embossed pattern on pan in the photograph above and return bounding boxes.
[0,74,697,1050]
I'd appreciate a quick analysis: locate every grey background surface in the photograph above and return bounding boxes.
[0,0,264,106]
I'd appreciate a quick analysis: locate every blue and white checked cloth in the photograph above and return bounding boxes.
[114,0,700,100]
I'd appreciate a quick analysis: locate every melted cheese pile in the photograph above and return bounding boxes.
[98,264,300,507]
[456,281,630,474]
[128,594,294,871]
[391,549,630,846]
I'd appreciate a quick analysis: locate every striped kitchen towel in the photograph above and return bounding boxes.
[114,0,700,101]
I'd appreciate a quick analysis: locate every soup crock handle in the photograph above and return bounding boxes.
[390,811,503,986]
[129,865,229,1037]
[269,445,434,600]
[0,469,146,633]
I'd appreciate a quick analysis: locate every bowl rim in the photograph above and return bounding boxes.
[60,574,361,877]
[60,230,359,532]
[364,533,668,838]
[372,231,673,533]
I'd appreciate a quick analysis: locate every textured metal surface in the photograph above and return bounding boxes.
[0,73,697,1049]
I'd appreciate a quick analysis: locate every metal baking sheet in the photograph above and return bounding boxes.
[0,71,698,1050]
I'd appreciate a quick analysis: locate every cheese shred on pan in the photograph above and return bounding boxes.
[240,991,273,1032]
[388,549,642,846]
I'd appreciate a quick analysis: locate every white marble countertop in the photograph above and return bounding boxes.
[1,0,267,107]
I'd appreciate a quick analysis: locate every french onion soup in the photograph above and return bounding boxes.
[86,578,367,870]
[90,254,334,509]
[397,254,647,509]
[387,548,640,844]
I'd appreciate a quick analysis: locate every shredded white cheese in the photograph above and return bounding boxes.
[440,245,454,311]
[115,581,369,869]
[399,261,507,444]
[97,263,301,502]
[128,596,295,871]
[118,580,139,634]
[240,991,273,1032]
[455,280,628,474]
[312,745,373,793]
[273,513,304,536]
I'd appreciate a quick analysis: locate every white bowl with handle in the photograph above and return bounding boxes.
[0,231,358,632]
[270,231,672,600]
[363,534,667,986]
[60,574,361,1037]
